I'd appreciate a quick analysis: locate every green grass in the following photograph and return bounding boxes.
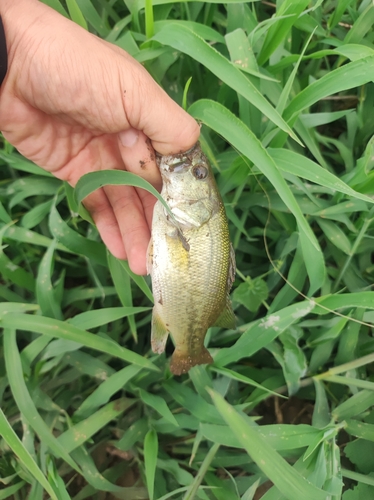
[1,0,374,499]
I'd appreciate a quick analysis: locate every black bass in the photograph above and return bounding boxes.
[147,142,235,375]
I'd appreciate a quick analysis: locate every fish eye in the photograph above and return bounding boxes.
[192,165,208,180]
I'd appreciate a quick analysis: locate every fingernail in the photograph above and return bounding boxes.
[119,128,139,147]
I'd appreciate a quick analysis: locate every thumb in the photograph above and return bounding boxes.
[122,62,200,155]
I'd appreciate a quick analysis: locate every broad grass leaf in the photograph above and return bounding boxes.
[36,241,63,320]
[107,253,138,341]
[116,417,149,451]
[66,0,88,29]
[284,56,374,121]
[0,151,53,176]
[49,204,106,266]
[75,0,109,36]
[312,380,331,429]
[3,330,81,473]
[40,0,68,17]
[241,479,260,500]
[62,285,117,307]
[118,259,154,303]
[21,336,51,372]
[344,3,374,45]
[189,99,324,291]
[4,225,70,251]
[57,398,135,453]
[139,389,178,426]
[257,0,311,65]
[75,365,142,419]
[154,20,225,44]
[68,306,150,330]
[215,299,316,367]
[21,199,54,229]
[268,149,374,203]
[0,251,35,292]
[138,0,264,7]
[0,482,26,499]
[144,429,158,500]
[211,366,284,398]
[0,201,11,223]
[0,409,58,500]
[317,219,352,255]
[7,176,61,209]
[163,380,224,425]
[225,29,275,81]
[70,446,125,493]
[320,375,374,392]
[157,458,193,487]
[153,25,299,142]
[74,170,170,215]
[270,242,307,313]
[64,350,115,380]
[309,317,348,346]
[0,302,39,318]
[346,420,374,442]
[278,327,307,395]
[144,0,154,39]
[332,390,374,421]
[209,390,329,500]
[315,292,374,314]
[201,422,319,450]
[1,314,158,371]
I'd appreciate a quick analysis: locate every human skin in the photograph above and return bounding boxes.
[0,0,200,275]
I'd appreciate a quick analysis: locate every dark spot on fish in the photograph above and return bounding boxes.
[158,298,163,305]
[166,323,169,327]
[206,233,209,237]
[139,160,146,169]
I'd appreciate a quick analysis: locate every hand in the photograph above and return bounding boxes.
[0,0,200,275]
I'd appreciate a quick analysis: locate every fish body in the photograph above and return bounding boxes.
[147,142,235,375]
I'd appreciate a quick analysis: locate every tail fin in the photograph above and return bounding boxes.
[170,347,213,375]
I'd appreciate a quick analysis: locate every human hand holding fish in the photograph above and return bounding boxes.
[0,0,199,276]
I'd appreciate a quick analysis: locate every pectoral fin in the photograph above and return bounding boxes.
[151,308,169,354]
[213,297,236,329]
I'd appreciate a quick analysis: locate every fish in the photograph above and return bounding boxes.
[147,142,236,375]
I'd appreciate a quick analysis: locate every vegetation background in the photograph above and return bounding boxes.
[1,0,374,498]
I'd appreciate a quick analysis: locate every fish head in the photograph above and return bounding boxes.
[156,142,214,201]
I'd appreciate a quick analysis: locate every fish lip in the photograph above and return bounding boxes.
[156,142,203,172]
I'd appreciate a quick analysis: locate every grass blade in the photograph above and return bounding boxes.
[1,314,158,372]
[153,24,300,143]
[3,330,81,473]
[209,390,329,500]
[0,408,58,500]
[144,429,158,500]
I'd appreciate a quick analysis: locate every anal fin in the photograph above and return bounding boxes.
[151,308,169,354]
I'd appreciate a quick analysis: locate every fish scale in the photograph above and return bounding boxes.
[147,142,236,375]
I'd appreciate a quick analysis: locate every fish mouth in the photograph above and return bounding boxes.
[156,143,203,173]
